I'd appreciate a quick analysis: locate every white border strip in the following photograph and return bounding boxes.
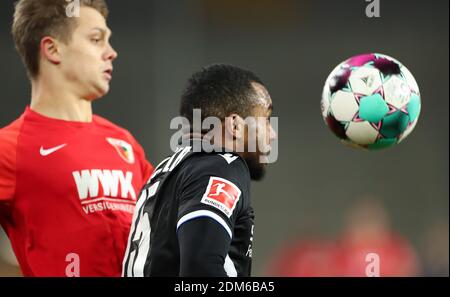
[224,254,238,277]
[177,210,232,238]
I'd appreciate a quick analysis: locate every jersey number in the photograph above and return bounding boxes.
[124,181,159,276]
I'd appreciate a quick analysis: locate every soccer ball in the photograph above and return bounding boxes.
[321,53,421,150]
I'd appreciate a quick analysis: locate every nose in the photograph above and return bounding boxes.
[104,43,118,61]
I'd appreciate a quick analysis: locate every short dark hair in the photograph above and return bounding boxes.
[180,64,265,123]
[12,0,109,79]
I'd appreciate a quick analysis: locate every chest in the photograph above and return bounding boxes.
[15,125,143,205]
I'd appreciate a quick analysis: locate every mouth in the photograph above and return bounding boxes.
[103,68,113,81]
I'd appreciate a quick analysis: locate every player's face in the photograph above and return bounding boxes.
[243,84,276,181]
[59,7,117,100]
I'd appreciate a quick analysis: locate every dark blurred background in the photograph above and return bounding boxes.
[0,0,448,276]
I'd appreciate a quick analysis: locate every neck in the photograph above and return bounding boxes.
[182,132,237,154]
[30,75,93,122]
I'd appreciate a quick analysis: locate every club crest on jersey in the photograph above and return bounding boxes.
[106,137,135,164]
[201,177,241,218]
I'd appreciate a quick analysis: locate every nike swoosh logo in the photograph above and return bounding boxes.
[40,144,67,156]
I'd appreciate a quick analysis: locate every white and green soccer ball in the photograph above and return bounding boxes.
[321,53,421,150]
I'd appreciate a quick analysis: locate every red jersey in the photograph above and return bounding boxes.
[0,107,153,276]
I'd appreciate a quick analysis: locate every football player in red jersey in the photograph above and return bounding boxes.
[0,0,153,276]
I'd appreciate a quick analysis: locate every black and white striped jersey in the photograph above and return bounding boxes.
[122,140,254,277]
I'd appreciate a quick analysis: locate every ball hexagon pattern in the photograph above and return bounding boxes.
[359,94,389,123]
[330,91,359,122]
[321,53,421,150]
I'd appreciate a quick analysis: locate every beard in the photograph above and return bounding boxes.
[244,152,267,181]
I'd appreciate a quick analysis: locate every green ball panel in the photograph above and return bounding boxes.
[359,94,389,123]
[380,111,410,138]
[368,138,398,150]
[408,94,421,122]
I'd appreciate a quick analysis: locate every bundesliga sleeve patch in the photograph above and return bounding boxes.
[200,177,241,218]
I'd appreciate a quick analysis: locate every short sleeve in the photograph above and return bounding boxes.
[0,119,21,202]
[176,154,249,238]
[133,140,154,184]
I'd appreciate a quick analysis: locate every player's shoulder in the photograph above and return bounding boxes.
[93,114,129,134]
[0,116,24,149]
[0,116,23,172]
[93,114,136,142]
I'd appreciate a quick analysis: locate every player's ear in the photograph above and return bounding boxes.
[40,37,62,65]
[224,114,245,139]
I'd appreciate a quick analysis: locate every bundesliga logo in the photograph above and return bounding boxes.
[201,177,241,218]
